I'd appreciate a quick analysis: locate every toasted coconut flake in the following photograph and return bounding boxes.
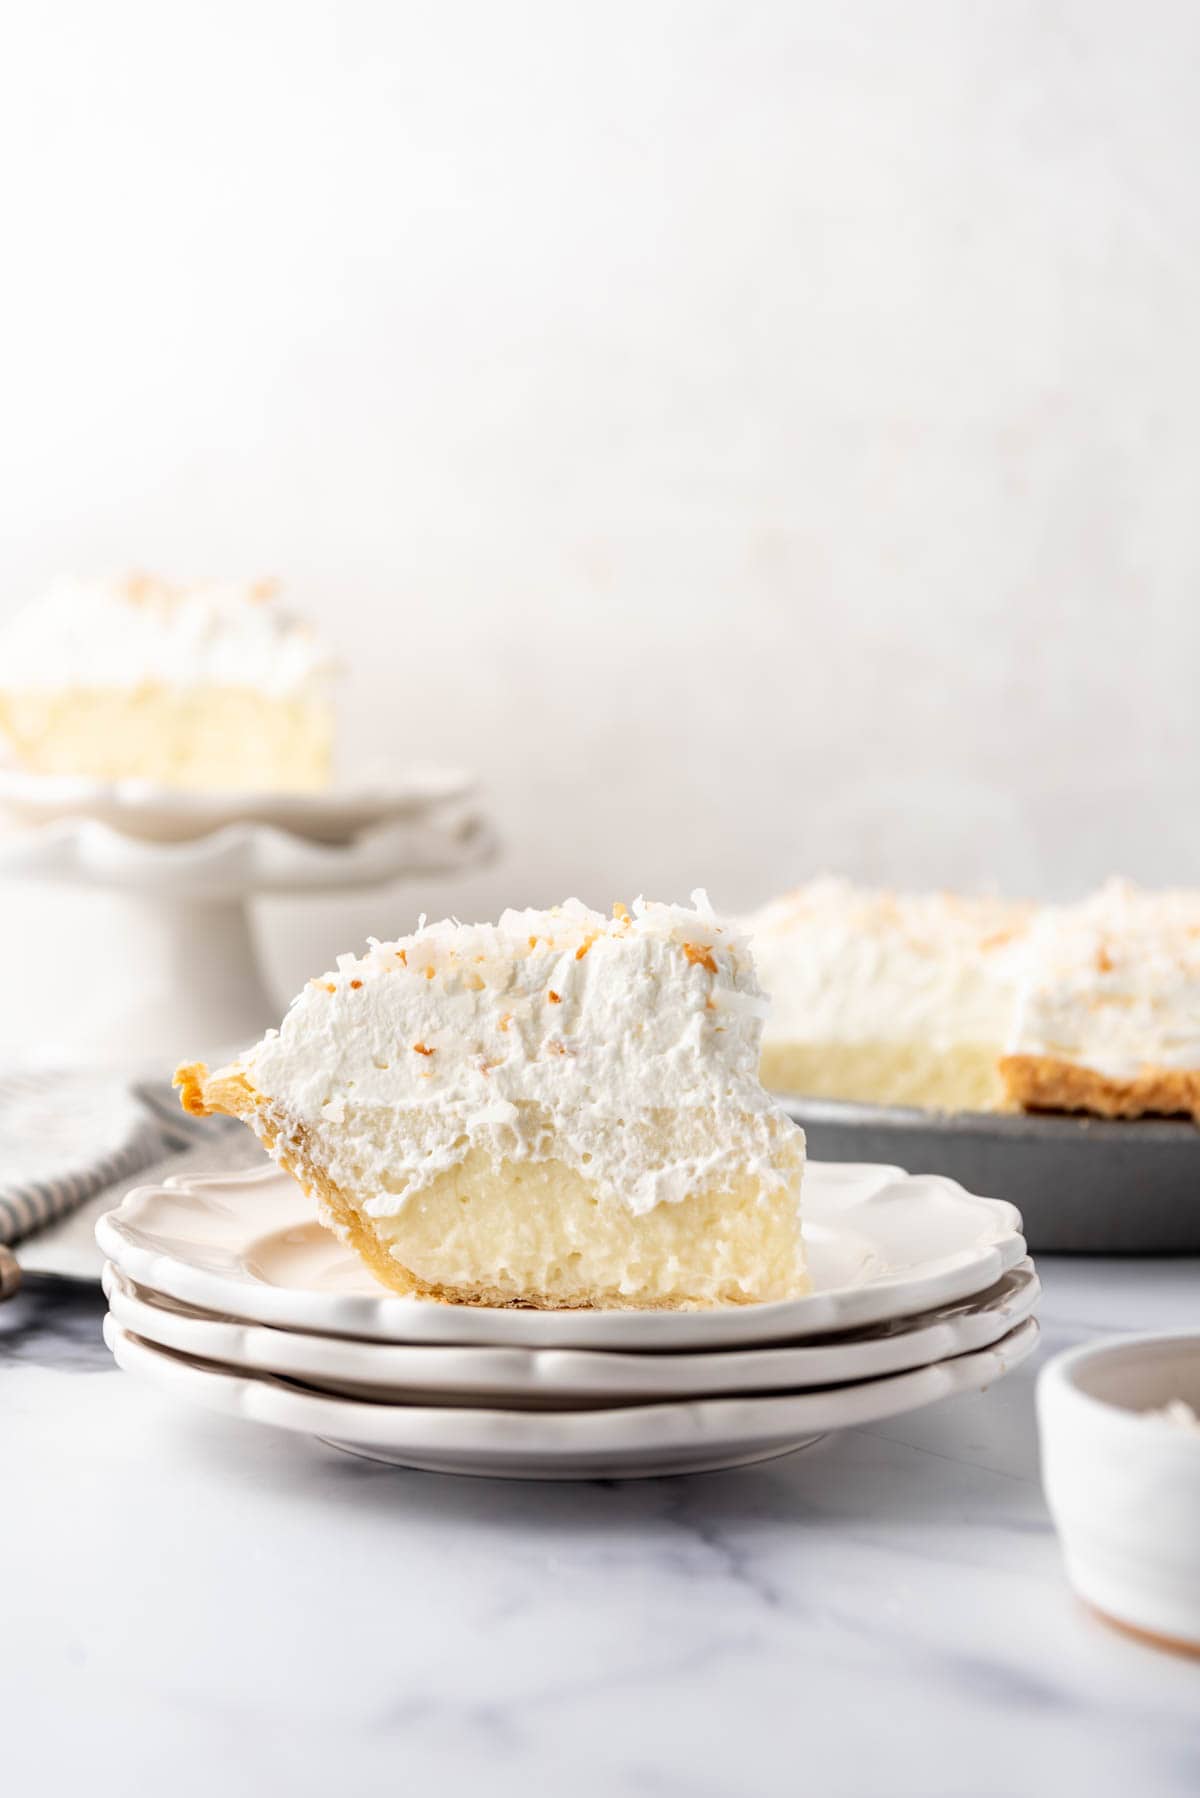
[683,942,717,974]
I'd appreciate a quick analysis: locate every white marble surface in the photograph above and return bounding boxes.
[3,1258,1198,1797]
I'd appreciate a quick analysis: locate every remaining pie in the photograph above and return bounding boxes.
[748,878,1033,1113]
[0,573,334,791]
[175,895,807,1309]
[999,880,1200,1121]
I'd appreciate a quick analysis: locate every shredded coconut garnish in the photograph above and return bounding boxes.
[1143,1399,1200,1433]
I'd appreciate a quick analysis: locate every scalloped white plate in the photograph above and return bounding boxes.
[0,762,476,845]
[102,1312,1040,1479]
[0,804,496,898]
[96,1161,1027,1351]
[101,1257,1040,1403]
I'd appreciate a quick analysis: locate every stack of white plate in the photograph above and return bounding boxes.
[96,1161,1039,1480]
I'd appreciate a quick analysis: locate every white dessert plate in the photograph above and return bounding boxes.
[0,762,476,845]
[96,1161,1027,1351]
[103,1313,1039,1479]
[100,1257,1040,1404]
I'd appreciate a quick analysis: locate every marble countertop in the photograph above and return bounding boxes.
[2,1258,1197,1797]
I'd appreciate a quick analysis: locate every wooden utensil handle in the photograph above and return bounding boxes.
[0,1244,21,1302]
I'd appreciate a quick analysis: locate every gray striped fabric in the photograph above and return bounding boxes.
[0,1073,176,1248]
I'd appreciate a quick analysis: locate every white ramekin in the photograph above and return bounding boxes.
[1037,1332,1200,1652]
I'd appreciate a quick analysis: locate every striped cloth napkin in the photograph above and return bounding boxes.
[0,1072,190,1248]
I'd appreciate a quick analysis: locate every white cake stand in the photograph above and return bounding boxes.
[0,798,496,1066]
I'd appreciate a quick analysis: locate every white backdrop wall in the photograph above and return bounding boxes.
[2,1,1198,1007]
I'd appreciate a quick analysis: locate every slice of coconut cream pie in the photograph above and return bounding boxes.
[176,895,807,1309]
[0,573,333,791]
[999,880,1200,1120]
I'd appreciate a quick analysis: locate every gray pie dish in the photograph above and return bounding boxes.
[781,1096,1200,1253]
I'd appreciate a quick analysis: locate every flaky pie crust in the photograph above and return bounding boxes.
[998,1053,1200,1122]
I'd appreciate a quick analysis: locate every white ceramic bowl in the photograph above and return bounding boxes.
[1038,1333,1200,1652]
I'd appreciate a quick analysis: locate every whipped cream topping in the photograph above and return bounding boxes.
[747,877,1033,1052]
[0,574,332,696]
[241,893,801,1217]
[1007,880,1200,1078]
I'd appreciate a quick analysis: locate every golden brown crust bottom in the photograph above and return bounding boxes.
[998,1054,1200,1122]
[172,1062,743,1309]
